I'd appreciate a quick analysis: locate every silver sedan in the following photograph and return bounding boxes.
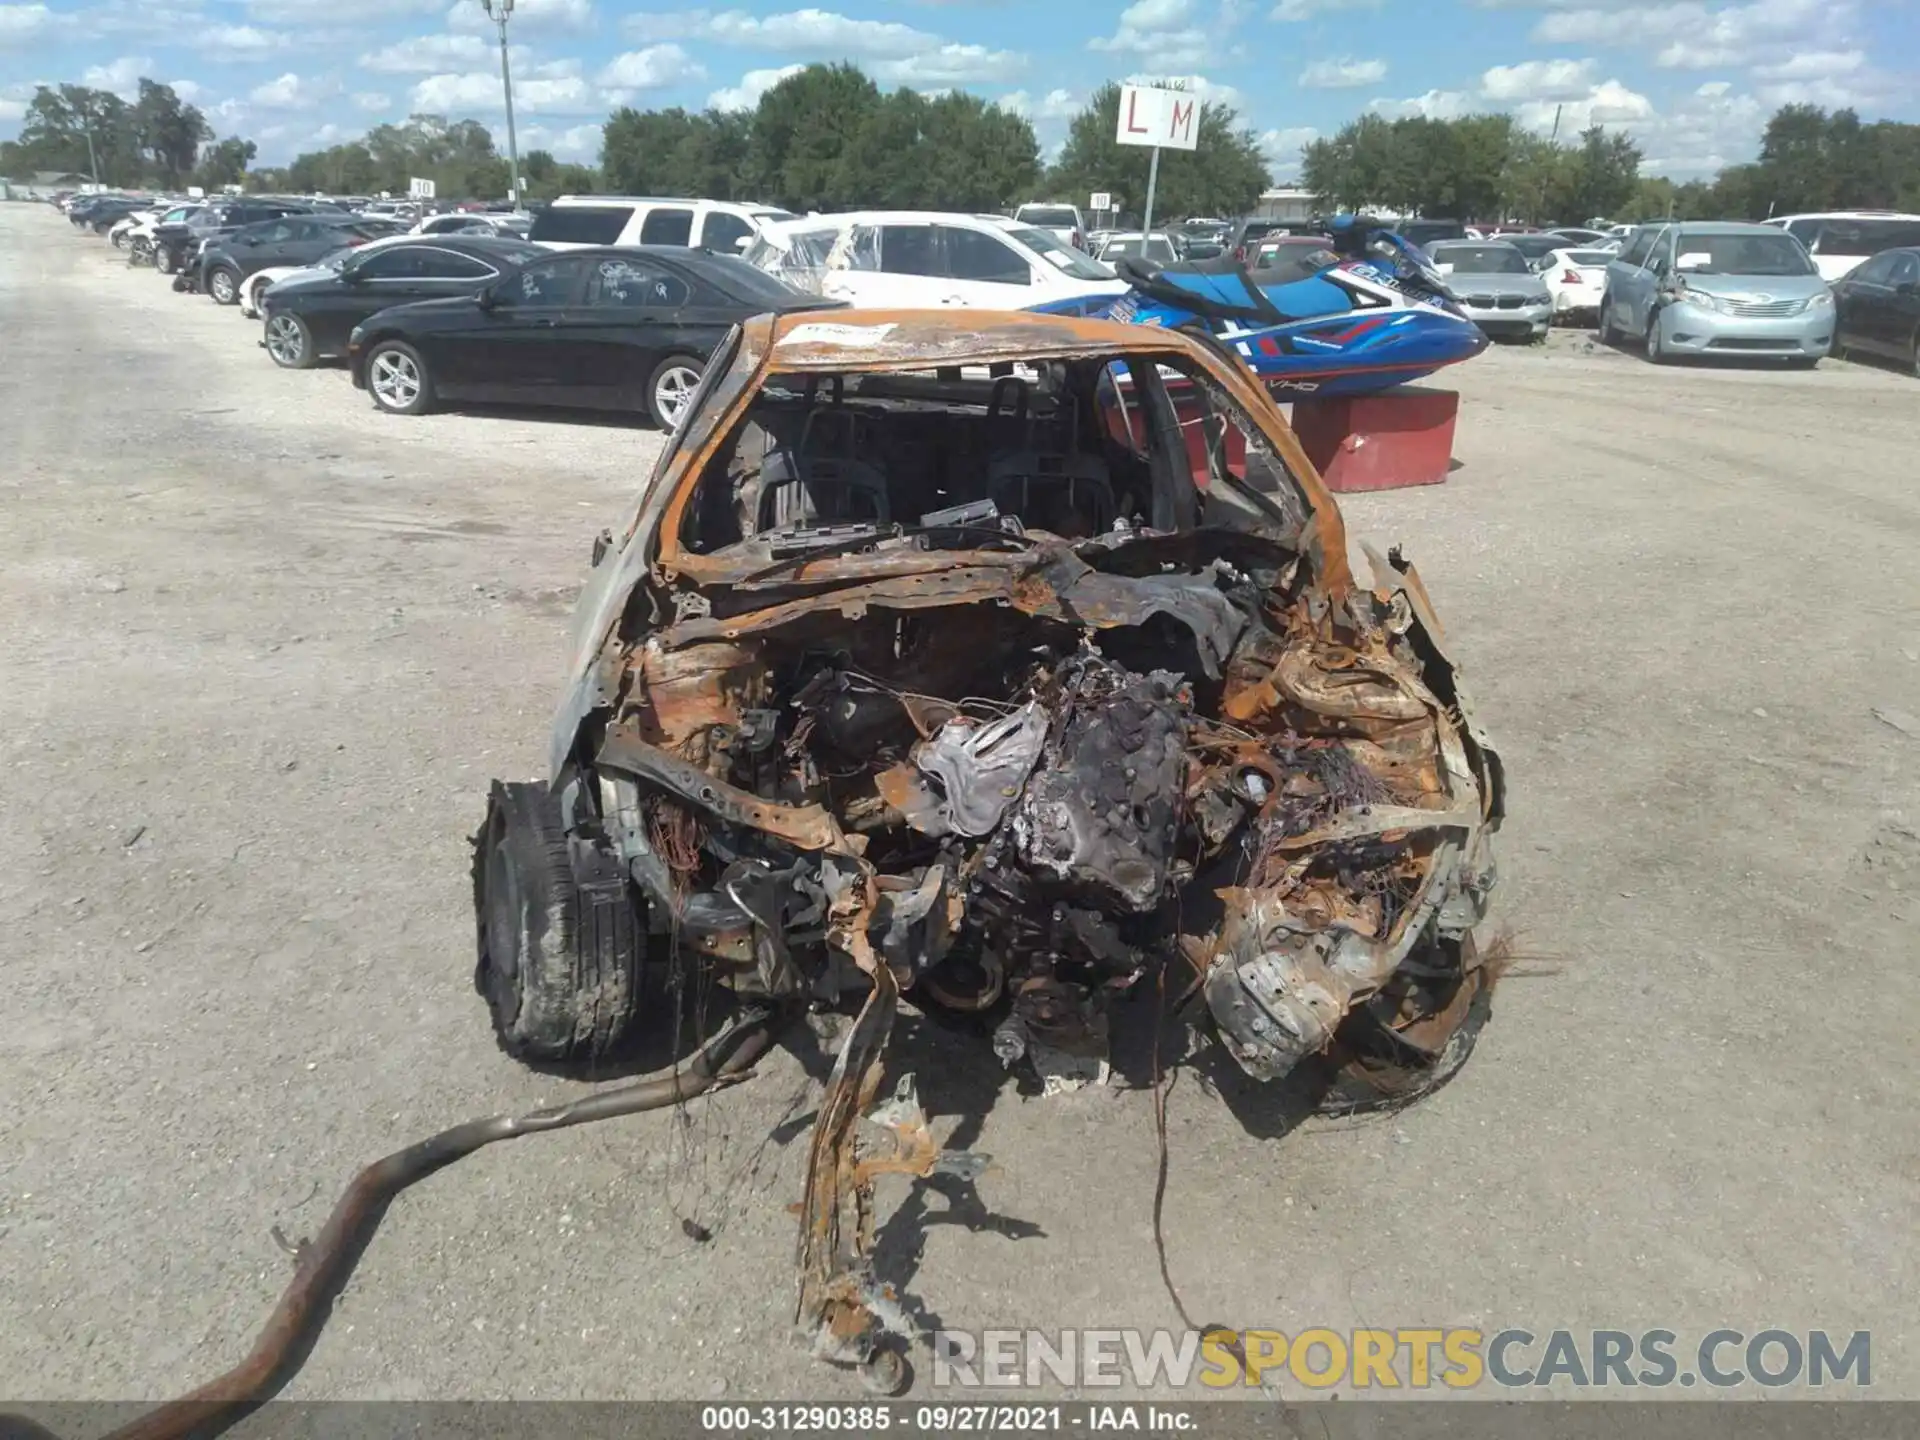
[1427,240,1553,341]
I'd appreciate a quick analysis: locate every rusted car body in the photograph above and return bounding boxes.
[474,308,1504,1387]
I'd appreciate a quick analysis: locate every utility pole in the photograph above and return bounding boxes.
[83,116,99,186]
[480,0,522,209]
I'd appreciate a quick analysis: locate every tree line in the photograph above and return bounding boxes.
[1300,104,1920,224]
[0,82,255,191]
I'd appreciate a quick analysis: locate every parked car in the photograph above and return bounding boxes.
[1831,246,1920,374]
[745,211,1128,314]
[1599,221,1833,365]
[1548,226,1610,245]
[1536,246,1614,322]
[151,199,317,276]
[1492,232,1573,266]
[347,246,841,427]
[1093,231,1179,265]
[260,235,545,368]
[1761,212,1920,282]
[1248,235,1338,274]
[1425,240,1552,341]
[197,214,394,305]
[1225,216,1295,263]
[412,212,532,238]
[1398,219,1471,251]
[1011,202,1086,251]
[528,195,794,254]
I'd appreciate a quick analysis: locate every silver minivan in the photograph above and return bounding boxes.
[1599,221,1833,365]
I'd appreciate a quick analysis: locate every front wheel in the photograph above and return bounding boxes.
[1596,293,1617,345]
[265,312,315,369]
[645,353,704,429]
[111,231,128,250]
[155,246,177,276]
[365,339,434,415]
[1644,307,1669,364]
[472,780,643,1063]
[207,265,241,306]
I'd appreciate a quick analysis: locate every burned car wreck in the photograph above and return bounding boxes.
[474,310,1505,1387]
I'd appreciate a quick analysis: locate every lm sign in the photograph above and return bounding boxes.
[1115,84,1199,152]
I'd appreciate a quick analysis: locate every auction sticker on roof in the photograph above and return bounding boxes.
[779,321,898,347]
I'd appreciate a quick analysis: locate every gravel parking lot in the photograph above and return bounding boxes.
[3,200,1918,1403]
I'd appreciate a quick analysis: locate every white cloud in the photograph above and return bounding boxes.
[519,120,602,161]
[596,44,703,92]
[1479,57,1596,100]
[1298,57,1386,88]
[999,87,1083,122]
[409,61,619,115]
[353,91,391,112]
[1090,0,1214,70]
[82,55,152,97]
[246,0,442,22]
[1534,0,1833,69]
[446,0,594,35]
[707,64,804,111]
[1366,88,1474,121]
[0,3,57,42]
[873,43,1024,85]
[199,24,290,60]
[1749,49,1863,82]
[168,79,205,102]
[1260,125,1318,178]
[1514,77,1654,130]
[248,72,335,109]
[1271,0,1380,18]
[360,35,523,74]
[631,6,920,54]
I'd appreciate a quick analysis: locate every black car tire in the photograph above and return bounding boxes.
[1596,292,1617,346]
[206,265,242,306]
[155,246,177,275]
[265,312,315,370]
[472,780,643,1063]
[364,340,434,415]
[1644,306,1670,364]
[111,230,128,249]
[1909,324,1920,379]
[644,352,705,430]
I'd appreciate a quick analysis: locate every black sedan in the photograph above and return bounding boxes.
[1833,246,1920,374]
[260,235,544,369]
[197,214,394,306]
[348,245,844,428]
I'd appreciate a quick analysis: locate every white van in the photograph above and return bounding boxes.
[1760,212,1920,281]
[743,210,1126,313]
[529,195,797,253]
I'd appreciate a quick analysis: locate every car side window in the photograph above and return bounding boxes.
[418,250,496,279]
[879,225,938,276]
[1618,230,1654,269]
[1645,230,1673,275]
[640,207,694,246]
[352,249,422,279]
[502,257,588,306]
[1851,253,1896,285]
[585,258,692,308]
[1786,219,1821,247]
[699,211,755,252]
[1891,254,1920,287]
[940,226,1030,285]
[257,220,297,244]
[845,226,881,271]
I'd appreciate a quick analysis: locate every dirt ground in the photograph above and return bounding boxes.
[2,201,1917,1403]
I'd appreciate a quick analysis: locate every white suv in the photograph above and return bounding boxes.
[1760,211,1920,282]
[1013,202,1086,251]
[528,195,796,253]
[744,210,1126,313]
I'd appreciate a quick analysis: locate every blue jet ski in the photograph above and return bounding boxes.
[1038,218,1489,397]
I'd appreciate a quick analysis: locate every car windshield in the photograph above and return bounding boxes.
[1017,207,1078,228]
[1435,244,1530,275]
[1675,233,1817,276]
[1564,250,1614,266]
[1501,234,1565,260]
[1007,225,1113,280]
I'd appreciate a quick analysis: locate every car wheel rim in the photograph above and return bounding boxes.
[211,273,235,302]
[371,351,420,408]
[655,364,700,425]
[267,317,304,365]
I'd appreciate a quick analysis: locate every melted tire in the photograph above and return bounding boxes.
[472,780,643,1063]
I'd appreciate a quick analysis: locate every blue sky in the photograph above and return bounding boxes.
[3,0,1915,178]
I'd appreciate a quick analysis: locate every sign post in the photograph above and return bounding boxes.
[1114,82,1199,242]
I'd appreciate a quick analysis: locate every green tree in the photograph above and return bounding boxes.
[192,136,257,190]
[131,80,212,186]
[749,63,883,210]
[1047,81,1269,224]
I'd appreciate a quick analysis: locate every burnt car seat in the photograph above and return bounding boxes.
[751,401,891,532]
[982,374,1115,537]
